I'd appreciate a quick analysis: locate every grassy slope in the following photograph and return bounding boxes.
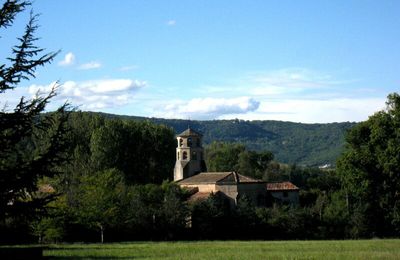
[44,240,400,259]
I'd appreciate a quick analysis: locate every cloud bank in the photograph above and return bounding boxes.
[218,97,386,123]
[160,97,260,119]
[28,79,146,110]
[151,68,386,123]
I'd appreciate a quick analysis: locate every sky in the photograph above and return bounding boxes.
[1,0,400,123]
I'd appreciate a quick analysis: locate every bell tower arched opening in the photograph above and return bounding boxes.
[173,128,207,181]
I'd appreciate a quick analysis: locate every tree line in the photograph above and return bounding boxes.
[104,113,355,167]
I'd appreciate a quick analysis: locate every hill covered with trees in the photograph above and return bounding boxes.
[98,113,356,167]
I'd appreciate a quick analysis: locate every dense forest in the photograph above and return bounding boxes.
[96,113,356,167]
[0,111,348,242]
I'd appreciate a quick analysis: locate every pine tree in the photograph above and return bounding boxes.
[0,0,70,221]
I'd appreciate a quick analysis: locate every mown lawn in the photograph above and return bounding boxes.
[42,239,400,259]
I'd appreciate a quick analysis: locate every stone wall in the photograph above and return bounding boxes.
[270,190,299,204]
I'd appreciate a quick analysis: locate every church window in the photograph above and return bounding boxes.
[183,151,187,160]
[187,137,192,147]
[179,138,183,147]
[177,152,180,160]
[192,151,197,160]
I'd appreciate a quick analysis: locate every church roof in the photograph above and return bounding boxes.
[188,192,216,202]
[236,174,263,183]
[177,172,264,185]
[266,181,299,191]
[177,128,203,137]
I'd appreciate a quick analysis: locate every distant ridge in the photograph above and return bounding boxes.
[93,112,356,167]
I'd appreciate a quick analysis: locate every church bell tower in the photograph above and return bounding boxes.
[173,128,207,181]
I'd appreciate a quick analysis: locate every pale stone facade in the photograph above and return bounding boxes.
[173,128,206,181]
[177,171,267,208]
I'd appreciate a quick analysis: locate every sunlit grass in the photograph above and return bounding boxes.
[41,239,400,259]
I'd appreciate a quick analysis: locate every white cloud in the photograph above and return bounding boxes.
[57,52,103,70]
[166,20,176,26]
[250,68,331,87]
[218,97,386,123]
[58,52,75,66]
[78,61,102,70]
[197,68,343,100]
[27,79,146,110]
[243,68,336,97]
[159,97,260,119]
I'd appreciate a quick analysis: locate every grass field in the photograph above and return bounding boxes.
[40,239,400,259]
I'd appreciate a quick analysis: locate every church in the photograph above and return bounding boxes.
[173,128,299,207]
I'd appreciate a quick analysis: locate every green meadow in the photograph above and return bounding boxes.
[41,239,400,259]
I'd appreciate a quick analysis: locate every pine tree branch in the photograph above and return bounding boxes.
[0,0,30,29]
[0,10,59,92]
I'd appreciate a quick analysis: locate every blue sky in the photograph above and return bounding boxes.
[1,0,399,123]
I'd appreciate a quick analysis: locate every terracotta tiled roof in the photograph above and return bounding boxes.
[182,186,199,195]
[266,181,299,191]
[177,172,234,184]
[177,128,203,137]
[188,192,212,202]
[236,174,263,183]
[177,172,264,184]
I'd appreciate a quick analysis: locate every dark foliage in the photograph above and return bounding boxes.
[0,0,71,244]
[93,112,355,166]
[0,0,69,223]
[337,93,400,237]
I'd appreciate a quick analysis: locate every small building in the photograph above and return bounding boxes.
[173,128,300,207]
[174,128,267,207]
[177,171,267,208]
[266,181,299,205]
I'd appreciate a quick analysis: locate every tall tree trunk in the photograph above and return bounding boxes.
[100,224,104,243]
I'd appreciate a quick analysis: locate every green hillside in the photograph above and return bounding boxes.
[96,112,356,167]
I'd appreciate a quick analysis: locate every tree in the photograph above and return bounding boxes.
[205,142,245,172]
[237,150,273,179]
[0,0,70,223]
[337,93,400,237]
[190,194,230,239]
[89,119,175,184]
[158,182,189,239]
[74,168,125,243]
[205,141,273,177]
[123,184,164,239]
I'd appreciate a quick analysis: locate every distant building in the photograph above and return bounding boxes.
[173,128,299,207]
[177,171,267,208]
[318,164,331,169]
[266,181,299,205]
